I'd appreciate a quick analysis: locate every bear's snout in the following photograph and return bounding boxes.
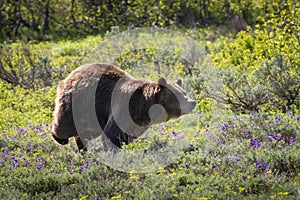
[181,99,196,114]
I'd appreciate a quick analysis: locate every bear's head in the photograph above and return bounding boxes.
[157,77,196,121]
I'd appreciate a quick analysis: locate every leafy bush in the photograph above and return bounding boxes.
[206,1,300,113]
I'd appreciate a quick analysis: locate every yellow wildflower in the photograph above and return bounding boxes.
[278,192,288,195]
[239,187,245,193]
[111,194,122,199]
[79,195,88,200]
[195,197,209,200]
[129,175,139,180]
[168,172,177,177]
[224,185,231,190]
[156,167,166,173]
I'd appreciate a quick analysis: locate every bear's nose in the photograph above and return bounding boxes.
[190,100,196,108]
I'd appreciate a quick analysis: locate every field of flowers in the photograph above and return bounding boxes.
[0,94,299,199]
[0,4,300,198]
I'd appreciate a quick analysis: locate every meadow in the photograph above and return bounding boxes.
[0,2,300,199]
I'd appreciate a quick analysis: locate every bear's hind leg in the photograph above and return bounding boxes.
[51,133,69,145]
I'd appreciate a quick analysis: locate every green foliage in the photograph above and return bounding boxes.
[0,0,286,42]
[0,81,55,130]
[209,0,300,113]
[0,36,101,89]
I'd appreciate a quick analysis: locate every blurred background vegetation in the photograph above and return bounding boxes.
[0,0,291,42]
[0,0,299,114]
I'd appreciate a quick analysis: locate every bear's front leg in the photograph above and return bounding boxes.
[75,136,87,152]
[103,116,136,151]
[103,117,123,149]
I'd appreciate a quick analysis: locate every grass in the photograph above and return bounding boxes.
[0,106,299,199]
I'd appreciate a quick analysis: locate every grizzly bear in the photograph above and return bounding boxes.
[51,63,196,151]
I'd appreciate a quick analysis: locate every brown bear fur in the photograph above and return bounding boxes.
[51,63,196,151]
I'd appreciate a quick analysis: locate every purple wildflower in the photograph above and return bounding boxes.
[178,134,185,139]
[254,140,263,149]
[0,158,4,164]
[19,129,28,135]
[297,116,300,123]
[217,139,222,145]
[159,124,165,130]
[252,138,263,149]
[255,162,260,167]
[244,130,251,137]
[37,162,43,170]
[205,129,212,139]
[255,160,268,172]
[274,133,281,141]
[171,131,179,137]
[235,115,241,122]
[262,165,268,172]
[25,161,31,167]
[9,164,14,170]
[282,161,288,165]
[2,148,9,157]
[266,135,274,141]
[221,123,227,133]
[26,145,33,151]
[41,132,47,138]
[51,168,57,173]
[289,138,295,146]
[234,156,239,162]
[69,163,75,169]
[11,156,18,163]
[184,163,188,167]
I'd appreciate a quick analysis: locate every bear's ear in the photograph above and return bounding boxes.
[176,78,182,87]
[158,77,167,86]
